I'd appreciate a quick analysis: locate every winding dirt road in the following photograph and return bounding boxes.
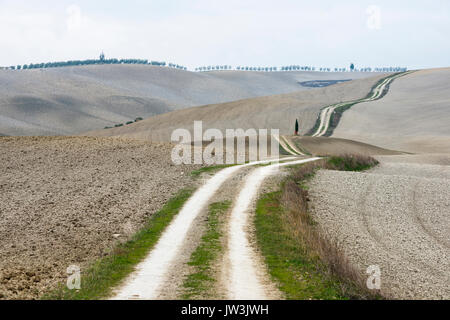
[112,156,300,300]
[111,71,431,300]
[311,72,412,137]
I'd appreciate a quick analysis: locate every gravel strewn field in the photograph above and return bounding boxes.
[0,136,199,299]
[307,154,450,299]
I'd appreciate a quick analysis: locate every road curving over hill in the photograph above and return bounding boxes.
[0,65,377,136]
[332,67,450,154]
[86,73,388,141]
[310,71,412,137]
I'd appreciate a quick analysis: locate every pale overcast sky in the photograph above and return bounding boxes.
[1,0,449,70]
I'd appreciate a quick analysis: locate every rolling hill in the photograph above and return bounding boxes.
[332,68,450,153]
[86,73,388,142]
[0,65,375,136]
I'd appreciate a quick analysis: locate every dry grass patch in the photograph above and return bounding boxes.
[255,154,382,299]
[281,180,376,299]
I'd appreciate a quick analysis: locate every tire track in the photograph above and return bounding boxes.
[357,176,448,281]
[281,136,306,155]
[111,156,298,300]
[311,72,412,137]
[412,181,450,249]
[224,157,321,300]
[272,135,300,156]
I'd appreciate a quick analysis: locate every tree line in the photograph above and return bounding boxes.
[1,58,407,73]
[195,65,233,71]
[1,58,187,71]
[194,65,407,73]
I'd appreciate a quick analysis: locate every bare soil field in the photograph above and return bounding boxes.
[0,65,376,136]
[86,74,388,142]
[307,154,450,299]
[0,136,199,299]
[290,136,402,156]
[333,68,450,154]
[2,64,448,301]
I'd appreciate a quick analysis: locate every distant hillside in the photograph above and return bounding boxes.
[0,64,376,136]
[333,68,450,153]
[86,74,387,142]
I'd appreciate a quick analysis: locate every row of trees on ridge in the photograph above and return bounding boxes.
[1,53,188,71]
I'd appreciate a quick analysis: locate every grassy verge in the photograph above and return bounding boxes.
[254,155,382,300]
[255,191,348,299]
[327,155,378,171]
[306,104,329,136]
[279,142,292,156]
[324,102,357,136]
[42,188,195,300]
[182,201,231,299]
[324,72,411,136]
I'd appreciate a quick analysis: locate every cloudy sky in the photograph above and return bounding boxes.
[1,0,449,70]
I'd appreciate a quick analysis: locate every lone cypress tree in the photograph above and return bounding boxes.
[295,119,299,135]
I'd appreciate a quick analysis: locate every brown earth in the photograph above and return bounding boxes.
[332,68,450,154]
[0,136,199,299]
[290,136,403,156]
[85,74,388,141]
[308,154,450,299]
[0,65,377,136]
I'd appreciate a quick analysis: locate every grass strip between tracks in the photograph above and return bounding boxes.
[182,201,231,299]
[307,72,410,137]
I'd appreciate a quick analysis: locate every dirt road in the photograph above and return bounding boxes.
[224,158,321,299]
[311,72,411,137]
[112,157,300,300]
